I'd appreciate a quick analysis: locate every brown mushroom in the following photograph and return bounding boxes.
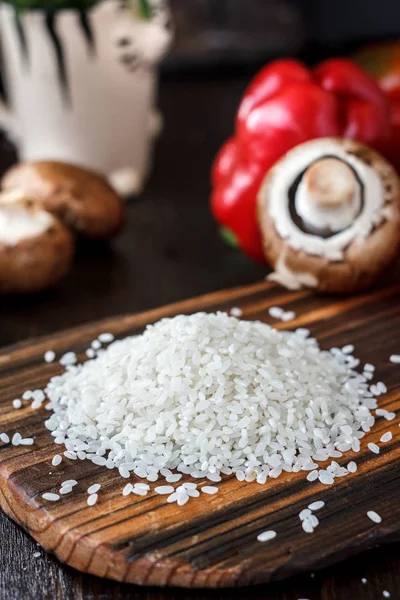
[1,161,125,239]
[0,191,74,293]
[258,138,400,293]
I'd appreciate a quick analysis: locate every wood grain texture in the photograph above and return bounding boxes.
[0,280,399,589]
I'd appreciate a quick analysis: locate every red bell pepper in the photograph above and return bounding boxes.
[354,42,400,171]
[211,58,391,263]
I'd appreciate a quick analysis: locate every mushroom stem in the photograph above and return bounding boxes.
[303,158,357,208]
[294,157,362,233]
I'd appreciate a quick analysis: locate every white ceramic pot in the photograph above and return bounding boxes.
[0,0,172,195]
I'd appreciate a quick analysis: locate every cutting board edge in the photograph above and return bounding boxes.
[0,279,399,588]
[1,444,400,589]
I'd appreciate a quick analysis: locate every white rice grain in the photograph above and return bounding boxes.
[122,483,133,496]
[201,486,218,495]
[302,518,315,533]
[62,479,78,487]
[155,485,174,495]
[268,306,284,319]
[308,501,325,511]
[380,432,392,443]
[306,470,318,482]
[42,493,60,501]
[12,432,22,446]
[59,352,77,367]
[166,474,182,483]
[367,510,382,523]
[98,333,115,343]
[368,443,380,454]
[318,471,334,485]
[299,509,312,521]
[132,487,148,496]
[20,437,34,446]
[64,451,77,460]
[257,530,276,542]
[44,350,56,363]
[52,455,62,467]
[376,409,396,421]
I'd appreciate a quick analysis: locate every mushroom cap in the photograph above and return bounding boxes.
[1,161,125,239]
[258,138,400,293]
[0,195,74,294]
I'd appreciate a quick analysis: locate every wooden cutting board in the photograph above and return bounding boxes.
[0,280,399,589]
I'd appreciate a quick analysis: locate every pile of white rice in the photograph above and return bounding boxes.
[44,312,377,485]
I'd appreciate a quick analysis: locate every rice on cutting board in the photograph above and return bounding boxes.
[41,311,383,486]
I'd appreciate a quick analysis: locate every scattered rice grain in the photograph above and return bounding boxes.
[257,530,277,542]
[367,510,382,523]
[306,470,318,482]
[20,437,34,445]
[155,485,174,495]
[44,350,56,363]
[347,461,357,473]
[308,500,325,511]
[62,479,78,487]
[98,333,115,343]
[12,432,22,446]
[87,493,98,506]
[42,493,60,501]
[368,443,380,454]
[201,486,218,495]
[51,455,62,467]
[122,483,133,496]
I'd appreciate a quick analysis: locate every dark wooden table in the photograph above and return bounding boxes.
[0,73,399,600]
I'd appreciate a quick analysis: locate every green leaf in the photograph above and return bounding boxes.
[3,0,100,11]
[138,0,152,20]
[220,227,239,249]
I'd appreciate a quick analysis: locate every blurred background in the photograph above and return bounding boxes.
[161,0,400,70]
[2,0,400,93]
